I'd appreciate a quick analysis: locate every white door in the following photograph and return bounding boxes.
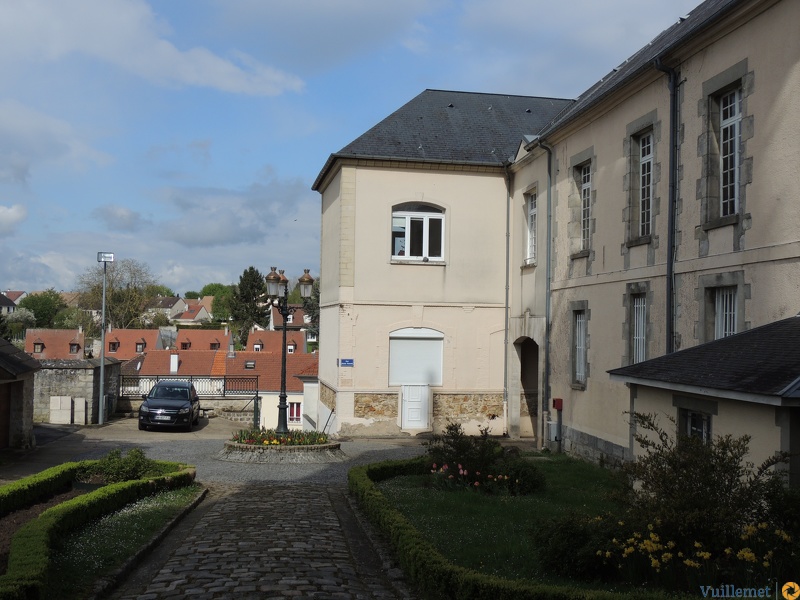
[402,385,429,429]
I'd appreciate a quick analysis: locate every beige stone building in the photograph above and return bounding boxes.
[313,0,800,480]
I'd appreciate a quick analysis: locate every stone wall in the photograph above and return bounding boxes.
[33,361,120,424]
[559,425,630,467]
[320,383,336,411]
[354,393,397,419]
[432,392,504,434]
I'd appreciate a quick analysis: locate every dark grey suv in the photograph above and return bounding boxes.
[138,380,201,432]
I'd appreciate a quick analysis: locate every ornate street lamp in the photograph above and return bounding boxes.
[265,267,315,434]
[96,252,114,424]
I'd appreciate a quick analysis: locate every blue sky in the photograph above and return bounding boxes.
[0,0,701,296]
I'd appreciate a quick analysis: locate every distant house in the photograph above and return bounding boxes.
[269,304,317,344]
[59,292,81,309]
[0,337,39,449]
[25,329,85,360]
[175,328,232,352]
[146,296,188,322]
[186,296,215,319]
[3,291,26,304]
[0,293,15,316]
[172,305,211,326]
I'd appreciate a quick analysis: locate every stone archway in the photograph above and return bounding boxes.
[516,337,539,438]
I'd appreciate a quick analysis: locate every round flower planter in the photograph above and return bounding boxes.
[217,440,346,463]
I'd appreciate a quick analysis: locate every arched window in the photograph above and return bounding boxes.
[391,203,444,261]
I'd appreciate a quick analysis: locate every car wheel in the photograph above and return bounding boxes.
[193,411,199,425]
[138,422,147,431]
[186,419,193,433]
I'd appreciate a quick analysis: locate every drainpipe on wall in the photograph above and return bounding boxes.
[539,140,556,451]
[502,161,512,437]
[654,58,679,354]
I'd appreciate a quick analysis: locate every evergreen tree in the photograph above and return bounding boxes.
[230,267,269,347]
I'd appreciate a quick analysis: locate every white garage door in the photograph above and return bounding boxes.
[388,328,443,386]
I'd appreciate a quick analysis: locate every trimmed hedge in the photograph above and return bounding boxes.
[0,462,94,518]
[348,458,684,600]
[0,464,195,599]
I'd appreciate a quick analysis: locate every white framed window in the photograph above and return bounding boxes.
[306,332,317,343]
[135,342,145,353]
[573,310,587,385]
[286,314,293,324]
[579,164,591,251]
[287,344,295,354]
[289,402,302,424]
[719,88,741,217]
[714,286,737,339]
[33,343,43,353]
[69,343,79,354]
[632,294,647,363]
[526,192,537,264]
[638,133,653,237]
[391,203,444,261]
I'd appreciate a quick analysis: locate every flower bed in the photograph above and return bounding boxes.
[229,428,329,446]
[220,429,345,463]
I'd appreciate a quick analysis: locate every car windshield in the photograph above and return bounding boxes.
[151,386,190,400]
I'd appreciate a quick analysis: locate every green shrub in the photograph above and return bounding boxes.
[425,422,503,474]
[531,512,619,582]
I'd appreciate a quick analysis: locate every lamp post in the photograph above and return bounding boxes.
[265,267,314,434]
[96,252,114,425]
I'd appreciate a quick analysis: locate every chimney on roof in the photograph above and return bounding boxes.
[170,351,179,374]
[227,341,235,359]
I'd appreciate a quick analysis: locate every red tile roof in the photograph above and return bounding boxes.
[245,330,306,353]
[270,304,308,328]
[176,329,231,350]
[125,349,318,393]
[103,329,162,361]
[24,329,85,360]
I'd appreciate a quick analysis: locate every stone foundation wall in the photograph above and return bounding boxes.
[354,393,397,419]
[432,392,504,433]
[558,425,631,467]
[320,383,336,411]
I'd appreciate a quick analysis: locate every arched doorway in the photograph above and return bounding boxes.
[517,337,539,438]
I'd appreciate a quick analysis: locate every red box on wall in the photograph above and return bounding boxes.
[552,397,563,411]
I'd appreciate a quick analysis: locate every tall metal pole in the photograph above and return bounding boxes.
[276,284,290,434]
[99,260,107,425]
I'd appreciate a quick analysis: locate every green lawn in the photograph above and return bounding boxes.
[49,483,202,599]
[377,454,624,582]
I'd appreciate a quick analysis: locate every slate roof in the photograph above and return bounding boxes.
[0,294,15,309]
[313,89,572,190]
[538,0,743,138]
[608,315,800,401]
[0,338,40,378]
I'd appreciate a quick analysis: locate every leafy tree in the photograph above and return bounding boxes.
[148,312,171,328]
[0,313,11,342]
[18,288,67,328]
[53,306,99,337]
[184,291,200,299]
[6,307,36,339]
[202,283,235,322]
[146,284,175,298]
[302,277,320,337]
[230,267,268,347]
[76,258,161,329]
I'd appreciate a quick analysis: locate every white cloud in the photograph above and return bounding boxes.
[0,0,304,96]
[0,100,110,183]
[0,204,27,234]
[92,205,150,232]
